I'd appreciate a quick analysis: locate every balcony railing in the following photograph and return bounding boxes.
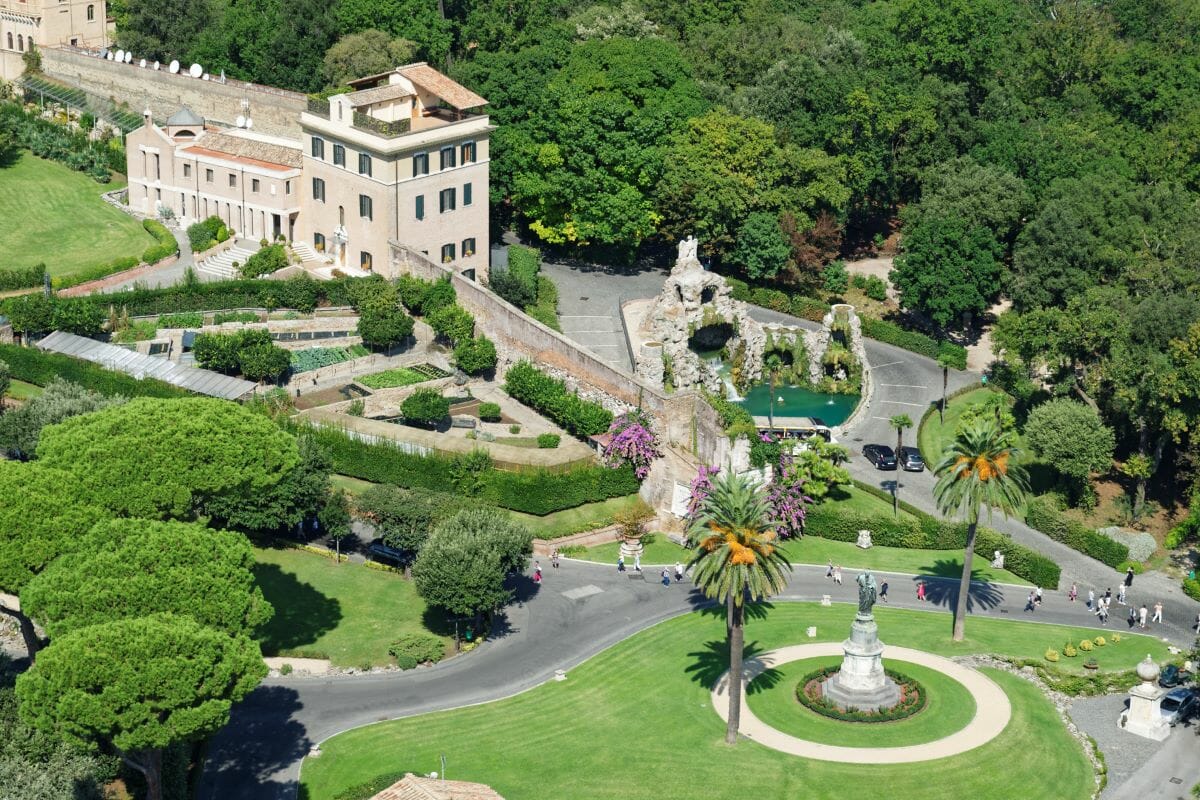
[352,111,411,138]
[306,97,330,117]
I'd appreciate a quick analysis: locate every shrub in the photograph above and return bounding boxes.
[453,335,497,375]
[387,633,444,667]
[509,424,521,434]
[478,402,501,421]
[418,280,456,316]
[1184,577,1200,601]
[1093,636,1106,647]
[1111,633,1121,643]
[537,433,560,449]
[864,275,888,301]
[279,662,293,675]
[1045,649,1060,662]
[141,219,179,264]
[822,261,848,294]
[0,343,188,398]
[1063,643,1078,657]
[750,287,790,312]
[503,361,613,438]
[0,264,47,291]
[1078,639,1093,652]
[401,388,450,427]
[158,312,204,328]
[240,244,289,278]
[428,303,475,343]
[526,275,561,331]
[795,665,926,722]
[187,216,225,252]
[1025,495,1129,567]
[790,296,827,322]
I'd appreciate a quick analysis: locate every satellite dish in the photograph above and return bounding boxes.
[114,49,124,61]
[106,51,114,61]
[139,58,146,68]
[245,118,253,129]
[202,73,210,81]
[153,60,160,70]
[125,52,133,63]
[169,60,179,74]
[98,47,108,58]
[189,63,202,78]
[235,115,246,128]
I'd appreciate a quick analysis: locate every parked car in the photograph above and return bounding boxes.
[862,444,897,470]
[1159,688,1197,726]
[366,540,412,568]
[899,446,925,472]
[1159,664,1193,688]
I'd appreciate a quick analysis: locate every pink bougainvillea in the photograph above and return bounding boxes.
[768,454,812,538]
[687,464,721,519]
[603,409,662,481]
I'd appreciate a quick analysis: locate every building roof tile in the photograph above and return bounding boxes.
[369,775,505,800]
[189,131,303,169]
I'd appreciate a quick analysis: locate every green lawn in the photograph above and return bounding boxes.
[3,379,44,403]
[0,152,155,278]
[507,494,644,539]
[301,604,1164,800]
[358,367,431,389]
[252,545,450,668]
[746,656,977,746]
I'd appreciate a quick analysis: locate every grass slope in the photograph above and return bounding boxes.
[253,545,449,668]
[301,604,1164,799]
[0,153,154,278]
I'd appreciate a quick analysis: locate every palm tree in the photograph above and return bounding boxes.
[933,418,1029,642]
[687,471,792,744]
[936,352,958,424]
[765,353,784,433]
[889,414,913,511]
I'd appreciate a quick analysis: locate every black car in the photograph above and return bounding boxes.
[863,444,898,470]
[366,540,413,567]
[1159,664,1193,688]
[899,446,925,472]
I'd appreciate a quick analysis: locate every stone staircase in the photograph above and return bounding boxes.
[198,244,258,278]
[291,241,327,265]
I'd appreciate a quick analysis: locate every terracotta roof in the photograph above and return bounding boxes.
[398,64,487,109]
[190,131,302,169]
[370,775,505,800]
[349,82,415,107]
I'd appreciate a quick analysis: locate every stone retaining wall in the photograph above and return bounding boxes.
[57,254,180,297]
[532,525,621,555]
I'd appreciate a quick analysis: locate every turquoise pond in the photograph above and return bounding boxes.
[735,383,858,426]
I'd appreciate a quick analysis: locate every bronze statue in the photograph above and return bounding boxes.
[856,571,878,616]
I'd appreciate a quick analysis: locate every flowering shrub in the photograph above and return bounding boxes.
[603,409,662,480]
[687,464,720,519]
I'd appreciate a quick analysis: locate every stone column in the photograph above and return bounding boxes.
[1119,655,1170,740]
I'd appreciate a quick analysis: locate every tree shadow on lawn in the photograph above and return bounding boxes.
[912,566,1005,613]
[685,638,784,695]
[253,563,343,657]
[197,685,310,800]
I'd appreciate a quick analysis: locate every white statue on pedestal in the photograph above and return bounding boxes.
[677,235,698,263]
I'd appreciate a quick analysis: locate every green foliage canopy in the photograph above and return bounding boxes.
[1024,398,1116,482]
[412,508,533,617]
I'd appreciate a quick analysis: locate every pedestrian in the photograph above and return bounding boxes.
[1194,611,1200,633]
[1087,589,1095,609]
[833,565,843,585]
[1117,584,1126,605]
[551,549,560,568]
[826,560,834,579]
[1035,586,1043,606]
[916,581,926,602]
[1026,591,1036,612]
[1125,566,1134,587]
[661,567,670,587]
[880,581,889,603]
[617,555,625,573]
[1128,607,1137,629]
[674,561,684,582]
[1104,588,1112,605]
[1139,604,1148,629]
[1069,582,1077,602]
[633,553,642,572]
[1152,601,1163,624]
[1097,604,1108,625]
[534,561,542,583]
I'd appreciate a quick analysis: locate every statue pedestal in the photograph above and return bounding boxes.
[1120,657,1170,740]
[821,614,900,712]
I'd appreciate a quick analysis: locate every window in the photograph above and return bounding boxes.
[6,34,11,50]
[251,178,260,192]
[333,144,345,167]
[314,232,326,252]
[462,237,476,257]
[360,251,373,271]
[228,173,237,188]
[285,180,292,195]
[359,194,373,221]
[441,243,456,263]
[415,194,424,220]
[312,177,325,202]
[86,3,94,19]
[439,188,456,213]
[311,137,325,159]
[205,168,213,183]
[461,141,476,163]
[439,146,456,170]
[183,163,191,178]
[412,152,429,176]
[358,153,372,176]
[338,205,345,225]
[463,183,473,206]
[17,35,23,52]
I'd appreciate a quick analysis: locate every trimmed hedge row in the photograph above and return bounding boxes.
[100,275,365,315]
[0,264,46,291]
[796,665,926,721]
[305,424,639,515]
[809,486,1061,588]
[503,361,613,438]
[1024,495,1130,567]
[0,343,190,398]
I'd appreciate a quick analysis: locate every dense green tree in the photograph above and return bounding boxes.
[192,329,289,380]
[891,217,1002,327]
[323,30,418,86]
[16,614,266,800]
[905,157,1029,249]
[206,433,333,533]
[933,418,1028,641]
[729,213,791,281]
[21,518,272,639]
[115,0,214,62]
[892,0,1015,92]
[237,340,291,383]
[0,378,124,460]
[456,0,573,53]
[412,508,533,619]
[453,335,498,375]
[356,484,474,554]
[0,686,110,800]
[319,488,352,559]
[333,0,452,66]
[427,303,475,344]
[356,297,415,351]
[36,397,300,521]
[401,388,450,427]
[687,470,791,744]
[1025,398,1115,492]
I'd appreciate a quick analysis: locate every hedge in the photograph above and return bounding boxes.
[503,361,613,438]
[99,275,365,316]
[808,484,1061,588]
[0,343,190,398]
[1024,495,1129,567]
[0,264,46,291]
[141,218,180,264]
[304,424,639,515]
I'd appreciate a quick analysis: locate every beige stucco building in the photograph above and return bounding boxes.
[297,63,492,280]
[125,107,303,241]
[123,62,491,280]
[1,0,110,80]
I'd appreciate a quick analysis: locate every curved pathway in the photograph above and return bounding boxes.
[710,643,1011,763]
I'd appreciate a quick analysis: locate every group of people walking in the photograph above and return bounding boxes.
[1068,567,1167,629]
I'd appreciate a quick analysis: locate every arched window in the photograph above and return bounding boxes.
[6,33,12,50]
[17,35,24,52]
[338,206,344,225]
[86,4,94,20]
